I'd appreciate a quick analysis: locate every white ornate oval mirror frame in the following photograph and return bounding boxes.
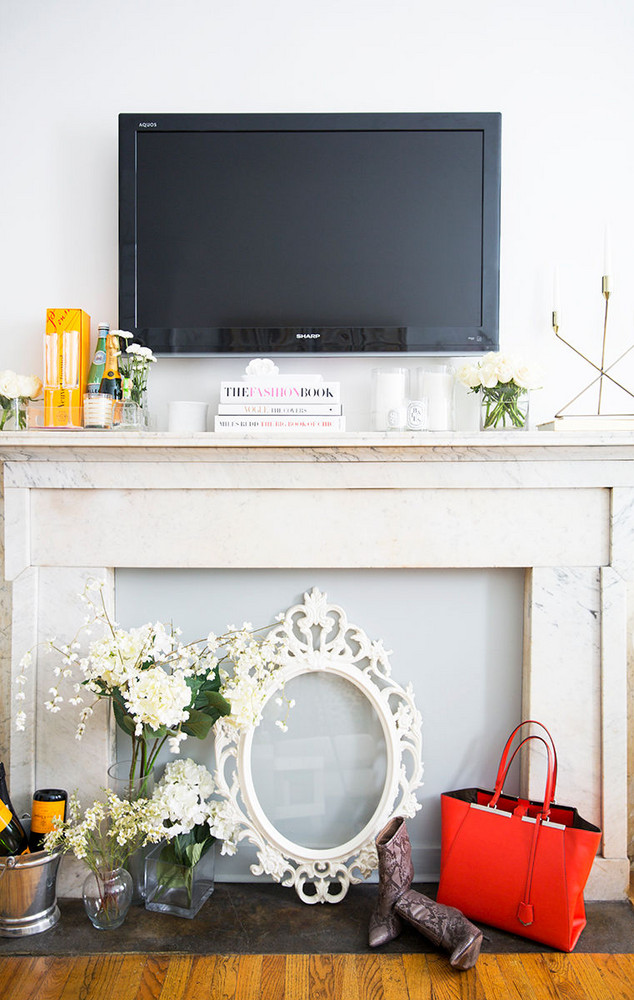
[212,589,423,903]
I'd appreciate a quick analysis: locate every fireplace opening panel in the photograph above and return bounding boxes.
[116,567,524,881]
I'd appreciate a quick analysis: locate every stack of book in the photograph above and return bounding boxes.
[214,376,345,433]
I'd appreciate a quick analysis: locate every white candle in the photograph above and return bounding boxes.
[603,226,612,277]
[553,266,560,312]
[371,369,408,430]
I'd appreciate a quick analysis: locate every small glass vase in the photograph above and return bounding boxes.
[107,760,155,904]
[82,867,133,930]
[114,399,146,431]
[144,841,216,919]
[0,397,28,431]
[480,388,529,430]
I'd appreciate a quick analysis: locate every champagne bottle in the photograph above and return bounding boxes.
[87,323,109,394]
[29,788,67,852]
[98,333,123,399]
[0,762,30,857]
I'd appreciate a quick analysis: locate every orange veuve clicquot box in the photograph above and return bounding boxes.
[44,308,91,428]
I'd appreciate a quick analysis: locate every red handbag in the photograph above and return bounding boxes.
[436,721,601,951]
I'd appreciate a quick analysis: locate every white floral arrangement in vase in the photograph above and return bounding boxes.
[114,331,157,405]
[456,352,542,430]
[15,579,289,797]
[0,370,43,429]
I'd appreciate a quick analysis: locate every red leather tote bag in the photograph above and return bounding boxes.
[436,721,601,951]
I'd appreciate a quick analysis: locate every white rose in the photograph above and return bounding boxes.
[0,370,21,398]
[455,363,482,389]
[16,374,43,399]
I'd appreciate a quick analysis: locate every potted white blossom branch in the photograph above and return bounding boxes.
[16,579,288,796]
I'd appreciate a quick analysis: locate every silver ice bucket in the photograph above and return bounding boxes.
[0,850,61,937]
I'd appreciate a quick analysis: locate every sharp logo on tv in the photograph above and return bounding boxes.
[296,333,321,339]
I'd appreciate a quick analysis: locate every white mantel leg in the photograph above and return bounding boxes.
[524,566,629,899]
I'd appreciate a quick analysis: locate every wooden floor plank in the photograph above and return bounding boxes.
[335,954,363,1000]
[474,955,526,1000]
[157,955,194,1000]
[13,956,74,1000]
[181,955,218,999]
[0,956,54,1000]
[261,954,286,1000]
[515,955,565,1000]
[378,954,411,1000]
[133,954,170,1000]
[354,952,384,1000]
[207,954,240,1000]
[308,954,338,1000]
[567,954,634,1000]
[422,952,482,999]
[532,953,590,999]
[285,954,309,1000]
[237,954,263,997]
[401,953,433,1000]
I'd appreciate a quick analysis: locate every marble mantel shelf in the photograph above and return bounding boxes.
[1,430,632,899]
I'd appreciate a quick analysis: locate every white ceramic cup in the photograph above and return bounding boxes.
[168,400,209,433]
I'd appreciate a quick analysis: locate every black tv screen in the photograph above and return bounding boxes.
[119,112,501,355]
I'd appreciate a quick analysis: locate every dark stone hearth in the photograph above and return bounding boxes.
[1,884,632,956]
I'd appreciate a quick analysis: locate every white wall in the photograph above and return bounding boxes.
[2,0,634,429]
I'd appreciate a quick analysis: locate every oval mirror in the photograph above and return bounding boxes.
[213,588,423,903]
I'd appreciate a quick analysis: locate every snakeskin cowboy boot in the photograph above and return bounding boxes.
[368,817,483,971]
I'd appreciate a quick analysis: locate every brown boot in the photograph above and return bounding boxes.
[368,817,413,947]
[394,890,483,970]
[368,817,482,971]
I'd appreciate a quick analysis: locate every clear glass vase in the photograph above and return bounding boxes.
[144,841,216,919]
[480,387,529,430]
[0,397,28,431]
[107,760,154,903]
[82,867,133,930]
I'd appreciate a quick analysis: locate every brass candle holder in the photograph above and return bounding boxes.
[553,273,634,419]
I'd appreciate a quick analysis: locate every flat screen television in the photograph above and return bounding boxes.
[119,112,501,356]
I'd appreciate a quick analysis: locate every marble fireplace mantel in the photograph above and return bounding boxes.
[1,430,631,900]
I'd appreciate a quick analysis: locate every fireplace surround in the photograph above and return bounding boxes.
[0,430,631,900]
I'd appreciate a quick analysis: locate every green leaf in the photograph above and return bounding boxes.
[198,691,231,717]
[181,709,213,740]
[111,696,136,736]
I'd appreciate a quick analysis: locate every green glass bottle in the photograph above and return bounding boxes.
[98,333,123,399]
[87,323,109,394]
[0,762,30,857]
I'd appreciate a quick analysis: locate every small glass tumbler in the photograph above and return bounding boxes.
[371,368,409,431]
[83,393,114,429]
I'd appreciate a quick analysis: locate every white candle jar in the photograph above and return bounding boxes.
[371,368,409,431]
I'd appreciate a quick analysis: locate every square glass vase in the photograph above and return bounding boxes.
[144,841,215,919]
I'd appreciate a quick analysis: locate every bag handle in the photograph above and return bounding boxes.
[487,722,560,927]
[489,721,558,818]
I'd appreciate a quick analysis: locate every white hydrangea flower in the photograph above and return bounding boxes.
[124,666,192,735]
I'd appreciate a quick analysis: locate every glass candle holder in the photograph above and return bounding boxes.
[83,394,114,429]
[415,368,455,431]
[371,369,409,431]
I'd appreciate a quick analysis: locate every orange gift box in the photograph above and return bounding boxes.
[44,308,91,428]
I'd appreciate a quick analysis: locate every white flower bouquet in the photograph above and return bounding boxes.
[0,370,42,429]
[147,759,219,908]
[114,332,157,405]
[456,352,541,429]
[43,789,164,876]
[16,579,288,795]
